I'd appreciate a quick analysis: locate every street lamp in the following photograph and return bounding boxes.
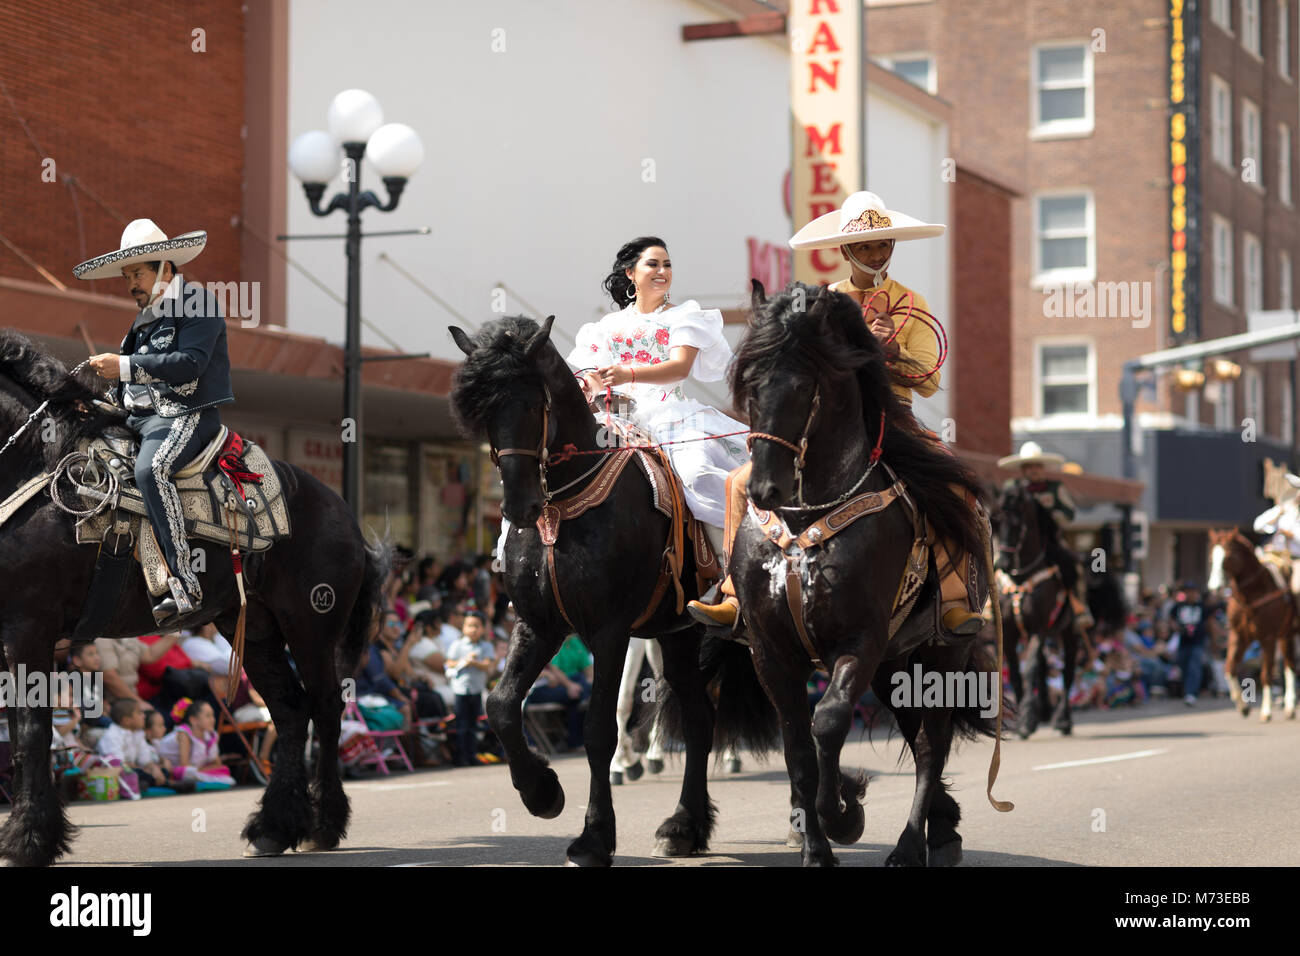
[288,88,425,514]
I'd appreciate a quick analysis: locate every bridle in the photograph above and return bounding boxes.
[746,386,821,508]
[487,383,607,503]
[997,486,1046,578]
[746,384,886,511]
[489,384,557,501]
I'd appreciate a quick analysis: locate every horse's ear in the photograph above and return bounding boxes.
[524,315,555,359]
[750,279,767,310]
[449,326,475,356]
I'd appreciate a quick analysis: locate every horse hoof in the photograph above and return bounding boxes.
[652,836,702,858]
[522,770,565,820]
[725,757,742,774]
[928,839,963,867]
[884,850,923,867]
[1260,713,1272,723]
[1056,724,1073,736]
[1287,710,1297,721]
[625,760,644,782]
[244,837,289,858]
[647,758,664,775]
[1240,706,1251,718]
[296,837,338,853]
[610,771,624,787]
[566,849,613,867]
[786,827,804,849]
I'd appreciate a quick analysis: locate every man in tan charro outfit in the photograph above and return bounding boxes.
[689,191,985,639]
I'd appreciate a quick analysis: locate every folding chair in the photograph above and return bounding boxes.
[409,688,452,767]
[344,700,414,774]
[210,677,272,786]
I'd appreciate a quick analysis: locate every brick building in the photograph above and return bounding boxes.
[867,0,1300,585]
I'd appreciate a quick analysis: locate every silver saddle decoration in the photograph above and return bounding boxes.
[60,426,291,598]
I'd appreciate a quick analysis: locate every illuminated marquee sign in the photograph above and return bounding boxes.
[1169,0,1200,341]
[790,0,864,284]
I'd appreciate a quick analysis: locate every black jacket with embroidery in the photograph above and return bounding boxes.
[117,280,235,418]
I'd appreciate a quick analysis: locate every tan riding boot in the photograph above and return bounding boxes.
[937,539,984,636]
[937,485,984,636]
[687,462,751,627]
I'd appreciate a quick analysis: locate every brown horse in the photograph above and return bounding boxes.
[1207,529,1298,720]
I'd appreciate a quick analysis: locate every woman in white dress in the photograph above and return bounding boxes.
[567,236,749,543]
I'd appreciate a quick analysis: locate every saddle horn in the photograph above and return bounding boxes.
[524,315,556,360]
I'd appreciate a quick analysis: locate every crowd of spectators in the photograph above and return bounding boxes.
[1032,579,1237,712]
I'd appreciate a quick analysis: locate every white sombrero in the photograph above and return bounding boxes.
[998,441,1066,470]
[73,219,207,280]
[789,191,945,250]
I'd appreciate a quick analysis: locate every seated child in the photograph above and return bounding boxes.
[155,698,234,787]
[97,698,168,797]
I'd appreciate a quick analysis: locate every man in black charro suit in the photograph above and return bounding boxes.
[74,219,235,625]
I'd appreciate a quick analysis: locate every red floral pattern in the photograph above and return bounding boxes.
[655,328,670,345]
[635,350,651,363]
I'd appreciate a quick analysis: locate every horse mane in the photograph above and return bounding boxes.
[449,316,548,438]
[0,330,118,469]
[732,282,984,561]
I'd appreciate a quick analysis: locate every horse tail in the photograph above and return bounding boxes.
[653,634,780,760]
[342,535,391,680]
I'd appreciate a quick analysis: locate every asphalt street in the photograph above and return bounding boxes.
[13,697,1296,867]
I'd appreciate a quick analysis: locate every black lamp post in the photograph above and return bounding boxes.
[289,90,424,513]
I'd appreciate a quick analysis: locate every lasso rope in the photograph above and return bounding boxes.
[862,288,948,382]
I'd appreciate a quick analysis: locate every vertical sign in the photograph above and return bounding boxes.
[790,0,864,284]
[1169,0,1200,341]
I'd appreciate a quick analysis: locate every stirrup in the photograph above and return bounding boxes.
[153,577,199,624]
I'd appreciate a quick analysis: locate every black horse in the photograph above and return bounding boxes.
[449,315,772,867]
[725,281,1010,867]
[0,331,386,866]
[994,481,1081,737]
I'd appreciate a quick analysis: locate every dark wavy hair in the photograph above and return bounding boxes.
[731,282,984,561]
[449,316,547,438]
[600,236,668,309]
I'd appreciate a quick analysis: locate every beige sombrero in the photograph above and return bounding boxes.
[789,191,945,250]
[73,219,207,281]
[998,441,1066,470]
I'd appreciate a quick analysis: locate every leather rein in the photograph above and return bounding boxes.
[489,383,690,633]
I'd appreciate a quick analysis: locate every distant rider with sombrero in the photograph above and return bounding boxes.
[74,219,235,625]
[690,191,986,639]
[998,441,1094,632]
[1252,471,1300,597]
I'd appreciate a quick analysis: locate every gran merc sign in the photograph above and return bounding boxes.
[789,0,864,284]
[1168,0,1200,342]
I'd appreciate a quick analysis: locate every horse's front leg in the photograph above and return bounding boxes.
[487,619,566,819]
[652,630,716,858]
[1259,635,1276,722]
[1225,625,1250,717]
[812,650,872,847]
[0,629,73,867]
[565,629,629,867]
[1017,634,1042,737]
[1053,630,1077,735]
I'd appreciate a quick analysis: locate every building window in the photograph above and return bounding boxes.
[1211,377,1237,430]
[873,53,936,94]
[1213,216,1235,306]
[1243,0,1262,55]
[1031,43,1093,137]
[1283,377,1294,444]
[1281,124,1293,204]
[1242,98,1262,185]
[1211,76,1233,168]
[1034,192,1093,282]
[1038,342,1093,416]
[1245,366,1264,434]
[1212,0,1234,30]
[1281,0,1293,77]
[1282,251,1294,309]
[1244,232,1263,312]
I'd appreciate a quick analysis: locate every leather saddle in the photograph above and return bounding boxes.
[62,425,291,598]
